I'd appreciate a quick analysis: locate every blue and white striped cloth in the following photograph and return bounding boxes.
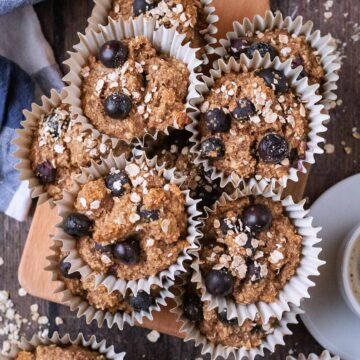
[0,4,63,221]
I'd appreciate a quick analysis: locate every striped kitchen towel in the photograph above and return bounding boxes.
[0,4,63,221]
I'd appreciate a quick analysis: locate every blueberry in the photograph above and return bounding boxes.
[105,170,131,196]
[59,258,81,280]
[46,114,62,138]
[242,204,272,232]
[204,108,231,133]
[104,93,132,119]
[35,160,57,184]
[257,68,289,94]
[247,260,262,282]
[291,57,308,80]
[231,99,256,120]
[246,42,277,60]
[99,40,129,68]
[138,208,160,222]
[128,291,154,311]
[200,137,225,160]
[205,269,234,296]
[229,38,251,58]
[258,133,289,164]
[63,213,93,237]
[217,309,238,325]
[94,242,114,253]
[183,292,203,322]
[113,235,141,265]
[219,217,232,235]
[133,0,156,16]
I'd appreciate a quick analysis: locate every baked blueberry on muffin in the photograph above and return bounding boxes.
[29,103,125,201]
[109,0,209,51]
[182,287,277,349]
[81,36,190,142]
[61,160,190,281]
[226,29,325,86]
[198,69,308,182]
[199,195,302,304]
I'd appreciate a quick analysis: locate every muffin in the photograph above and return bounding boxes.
[14,344,106,360]
[80,36,191,142]
[226,28,325,86]
[144,129,224,210]
[198,68,309,182]
[58,254,162,315]
[199,194,302,304]
[109,0,209,51]
[29,102,129,201]
[181,287,278,350]
[60,157,192,283]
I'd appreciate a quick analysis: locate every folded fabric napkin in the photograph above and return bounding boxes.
[0,5,63,221]
[0,0,43,16]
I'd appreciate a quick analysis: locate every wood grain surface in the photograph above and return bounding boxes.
[1,0,359,359]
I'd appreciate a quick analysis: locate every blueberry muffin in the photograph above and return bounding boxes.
[109,0,209,51]
[61,160,189,281]
[81,36,190,142]
[226,28,325,86]
[198,69,308,182]
[15,344,106,360]
[199,195,302,304]
[182,287,277,349]
[30,103,127,200]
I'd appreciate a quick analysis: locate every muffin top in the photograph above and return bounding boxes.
[109,0,209,49]
[182,288,277,349]
[199,195,302,304]
[226,28,325,86]
[15,344,105,360]
[62,160,188,281]
[81,36,190,142]
[198,69,308,182]
[58,255,159,314]
[30,103,115,200]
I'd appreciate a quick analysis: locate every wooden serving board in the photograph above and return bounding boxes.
[18,0,308,338]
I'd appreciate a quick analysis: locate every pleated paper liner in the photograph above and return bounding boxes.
[12,88,122,207]
[86,0,219,65]
[46,239,175,330]
[286,350,340,360]
[54,151,201,298]
[62,16,203,149]
[190,54,329,189]
[191,179,325,324]
[214,10,341,110]
[171,277,303,360]
[0,331,124,360]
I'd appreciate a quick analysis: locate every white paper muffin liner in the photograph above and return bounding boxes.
[191,54,329,189]
[214,10,341,110]
[86,0,218,65]
[62,16,203,149]
[171,280,303,360]
[0,331,125,360]
[45,239,175,330]
[12,88,117,207]
[190,179,324,324]
[286,350,340,360]
[54,151,201,298]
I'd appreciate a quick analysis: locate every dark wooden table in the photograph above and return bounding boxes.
[1,0,359,358]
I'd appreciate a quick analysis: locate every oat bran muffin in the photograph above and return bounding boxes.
[227,28,325,86]
[29,102,129,201]
[199,195,302,304]
[181,288,277,349]
[58,255,160,314]
[14,344,105,360]
[109,0,209,51]
[198,68,309,182]
[61,159,189,281]
[81,36,190,142]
